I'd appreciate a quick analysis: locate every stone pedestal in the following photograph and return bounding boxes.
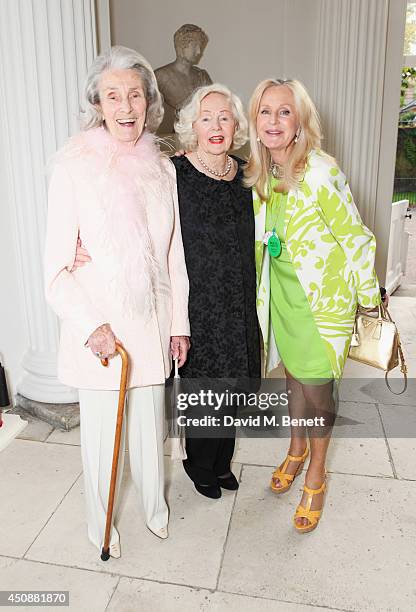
[15,395,80,431]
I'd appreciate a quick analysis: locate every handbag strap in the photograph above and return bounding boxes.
[385,335,408,395]
[365,303,408,395]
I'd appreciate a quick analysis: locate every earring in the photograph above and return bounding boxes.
[144,122,148,127]
[256,136,261,142]
[294,134,298,143]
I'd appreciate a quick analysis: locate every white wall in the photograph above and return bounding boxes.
[110,0,406,284]
[110,0,321,106]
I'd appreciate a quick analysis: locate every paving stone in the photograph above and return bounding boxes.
[379,401,416,480]
[26,459,241,590]
[108,576,330,612]
[0,440,81,557]
[219,466,416,611]
[47,427,81,446]
[0,557,118,612]
[8,406,54,442]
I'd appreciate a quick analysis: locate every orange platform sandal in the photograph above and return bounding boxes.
[270,446,309,494]
[293,478,326,533]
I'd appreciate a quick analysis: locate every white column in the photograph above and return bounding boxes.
[315,0,389,228]
[314,0,407,282]
[0,0,97,403]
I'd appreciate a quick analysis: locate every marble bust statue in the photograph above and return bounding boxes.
[155,24,213,135]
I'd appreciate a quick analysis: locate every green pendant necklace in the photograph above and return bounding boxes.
[267,229,282,258]
[265,194,283,258]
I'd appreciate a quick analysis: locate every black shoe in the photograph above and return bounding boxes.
[217,472,239,490]
[194,482,222,499]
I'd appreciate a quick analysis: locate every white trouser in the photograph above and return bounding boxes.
[78,385,168,552]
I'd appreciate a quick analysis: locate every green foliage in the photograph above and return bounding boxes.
[400,110,416,125]
[401,67,416,105]
[404,3,416,55]
[392,191,416,205]
[404,135,416,167]
[395,128,416,177]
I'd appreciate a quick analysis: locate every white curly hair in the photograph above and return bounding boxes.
[174,83,248,151]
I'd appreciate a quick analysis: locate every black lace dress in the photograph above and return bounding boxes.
[171,155,260,485]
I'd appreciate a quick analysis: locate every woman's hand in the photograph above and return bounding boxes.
[379,287,389,307]
[86,323,118,359]
[69,237,92,272]
[366,288,390,312]
[170,336,191,368]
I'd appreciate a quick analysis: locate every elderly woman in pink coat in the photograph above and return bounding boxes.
[44,46,190,558]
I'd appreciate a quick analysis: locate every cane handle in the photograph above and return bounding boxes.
[100,343,127,368]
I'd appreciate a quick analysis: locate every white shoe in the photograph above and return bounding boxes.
[147,525,168,540]
[109,541,121,558]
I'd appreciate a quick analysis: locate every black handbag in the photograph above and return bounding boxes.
[0,361,10,407]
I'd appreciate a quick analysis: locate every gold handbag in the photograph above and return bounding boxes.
[348,304,407,395]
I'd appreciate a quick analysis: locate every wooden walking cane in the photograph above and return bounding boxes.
[99,342,129,561]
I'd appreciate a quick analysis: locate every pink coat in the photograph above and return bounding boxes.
[44,127,190,390]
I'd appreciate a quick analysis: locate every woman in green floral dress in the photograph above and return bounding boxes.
[244,79,382,533]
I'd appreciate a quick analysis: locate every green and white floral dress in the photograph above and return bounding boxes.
[254,150,381,381]
[266,179,333,381]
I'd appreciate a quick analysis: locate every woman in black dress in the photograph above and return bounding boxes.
[172,84,260,498]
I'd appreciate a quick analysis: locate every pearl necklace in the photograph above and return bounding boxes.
[196,151,232,177]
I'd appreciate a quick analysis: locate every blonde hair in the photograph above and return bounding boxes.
[174,83,248,151]
[244,79,322,200]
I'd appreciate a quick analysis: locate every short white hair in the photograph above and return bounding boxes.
[81,45,163,132]
[174,83,248,151]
